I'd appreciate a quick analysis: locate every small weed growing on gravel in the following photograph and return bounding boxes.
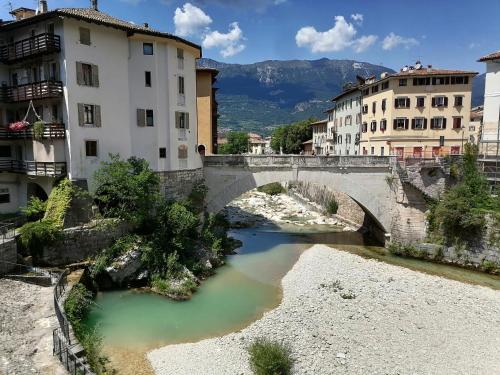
[248,338,294,375]
[320,280,343,292]
[340,290,356,300]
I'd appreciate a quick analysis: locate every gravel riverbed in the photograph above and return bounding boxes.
[148,245,500,375]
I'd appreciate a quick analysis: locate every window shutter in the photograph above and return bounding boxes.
[411,119,415,129]
[406,98,410,108]
[77,103,84,126]
[442,118,447,129]
[394,99,399,108]
[175,112,180,128]
[393,119,397,130]
[423,118,428,129]
[404,119,409,129]
[137,109,146,127]
[76,62,84,85]
[185,112,189,129]
[94,105,101,127]
[431,97,436,107]
[444,97,448,107]
[430,118,435,129]
[92,65,99,87]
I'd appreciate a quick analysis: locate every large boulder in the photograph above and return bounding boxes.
[105,250,143,286]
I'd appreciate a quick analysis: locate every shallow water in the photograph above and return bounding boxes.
[84,224,500,374]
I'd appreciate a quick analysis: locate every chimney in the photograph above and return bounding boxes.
[38,0,48,14]
[10,7,36,20]
[91,0,98,11]
[427,64,433,72]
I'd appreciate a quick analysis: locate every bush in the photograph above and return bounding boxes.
[257,182,285,195]
[18,220,61,256]
[326,198,338,215]
[44,178,77,226]
[248,338,294,375]
[21,196,47,222]
[64,283,93,327]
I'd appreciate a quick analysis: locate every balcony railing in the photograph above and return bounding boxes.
[0,123,65,140]
[0,160,66,177]
[0,33,61,64]
[1,80,63,103]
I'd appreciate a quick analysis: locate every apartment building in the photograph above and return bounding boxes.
[327,84,362,155]
[196,67,218,155]
[311,119,328,155]
[0,1,202,212]
[360,62,477,158]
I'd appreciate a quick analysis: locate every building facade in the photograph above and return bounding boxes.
[360,64,477,158]
[0,2,202,212]
[310,119,328,155]
[327,86,362,155]
[196,67,218,155]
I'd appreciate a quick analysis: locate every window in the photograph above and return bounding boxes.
[431,117,446,129]
[346,134,351,144]
[178,76,185,95]
[381,99,387,112]
[432,96,448,107]
[345,115,352,125]
[372,102,376,114]
[76,62,99,87]
[177,48,184,69]
[412,117,426,130]
[371,85,379,93]
[143,43,154,55]
[339,117,343,126]
[413,77,431,86]
[362,122,368,133]
[145,71,151,87]
[451,76,469,85]
[381,81,389,90]
[454,96,463,107]
[146,110,154,127]
[432,76,449,85]
[362,104,368,114]
[337,135,342,144]
[85,140,98,157]
[78,103,102,127]
[175,111,190,129]
[453,117,462,129]
[416,97,425,107]
[0,145,11,158]
[380,119,387,131]
[451,146,460,154]
[159,147,166,158]
[395,97,410,108]
[393,118,408,130]
[381,147,385,156]
[399,79,407,86]
[52,104,59,122]
[79,27,91,45]
[362,88,369,96]
[47,23,55,35]
[0,188,9,204]
[371,147,375,155]
[370,121,377,132]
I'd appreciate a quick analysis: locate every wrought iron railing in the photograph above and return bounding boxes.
[0,33,61,63]
[0,123,65,139]
[0,160,66,177]
[1,80,63,103]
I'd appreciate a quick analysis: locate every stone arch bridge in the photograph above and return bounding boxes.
[201,155,448,244]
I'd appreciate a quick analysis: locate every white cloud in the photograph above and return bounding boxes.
[350,13,363,25]
[295,16,375,53]
[202,22,246,57]
[382,32,419,50]
[174,3,212,37]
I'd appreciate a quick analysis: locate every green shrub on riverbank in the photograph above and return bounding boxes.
[21,197,47,222]
[18,219,61,256]
[258,183,285,195]
[248,338,294,375]
[64,283,93,327]
[326,198,338,215]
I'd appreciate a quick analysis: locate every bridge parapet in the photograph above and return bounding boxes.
[204,155,396,168]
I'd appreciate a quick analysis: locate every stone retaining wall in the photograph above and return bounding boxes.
[0,239,17,275]
[159,168,204,201]
[39,221,131,266]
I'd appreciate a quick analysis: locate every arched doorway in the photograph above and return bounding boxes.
[198,144,206,156]
[27,182,48,202]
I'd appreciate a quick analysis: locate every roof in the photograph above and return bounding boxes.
[331,85,360,102]
[302,139,313,144]
[478,51,500,62]
[362,68,477,88]
[310,119,328,126]
[0,8,201,52]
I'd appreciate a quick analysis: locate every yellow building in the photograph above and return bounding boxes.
[196,67,219,155]
[360,63,477,158]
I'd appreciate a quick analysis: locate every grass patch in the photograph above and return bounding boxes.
[326,198,338,215]
[248,338,294,375]
[257,182,285,196]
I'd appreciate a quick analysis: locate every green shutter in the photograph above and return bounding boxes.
[77,103,84,126]
[137,109,146,127]
[185,112,189,129]
[92,65,99,87]
[175,111,180,128]
[94,105,101,127]
[76,62,84,85]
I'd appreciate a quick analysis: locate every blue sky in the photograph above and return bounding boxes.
[3,0,499,72]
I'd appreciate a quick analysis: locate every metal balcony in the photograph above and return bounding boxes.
[0,123,65,140]
[0,33,61,64]
[0,160,66,177]
[1,80,63,103]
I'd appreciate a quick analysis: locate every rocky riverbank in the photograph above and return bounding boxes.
[148,245,500,374]
[0,279,66,375]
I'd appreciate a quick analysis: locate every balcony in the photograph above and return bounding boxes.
[0,123,65,140]
[1,80,63,103]
[0,33,61,64]
[0,160,66,177]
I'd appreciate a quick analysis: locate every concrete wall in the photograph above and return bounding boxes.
[481,60,500,156]
[0,239,17,275]
[159,168,204,201]
[196,70,215,154]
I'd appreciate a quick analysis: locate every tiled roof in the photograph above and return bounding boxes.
[310,119,327,126]
[478,51,500,62]
[331,85,360,102]
[0,8,201,52]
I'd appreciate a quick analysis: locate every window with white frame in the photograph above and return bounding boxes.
[431,117,446,129]
[413,117,425,129]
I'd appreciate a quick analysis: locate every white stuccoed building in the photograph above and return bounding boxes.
[0,1,203,212]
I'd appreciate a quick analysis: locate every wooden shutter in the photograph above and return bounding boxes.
[76,62,84,85]
[411,119,415,129]
[77,103,84,126]
[393,119,397,130]
[423,118,428,129]
[94,105,101,127]
[444,97,448,107]
[175,112,180,128]
[185,112,189,129]
[92,65,99,87]
[430,118,435,129]
[404,119,409,129]
[431,97,436,107]
[137,109,146,127]
[442,118,447,129]
[406,98,410,108]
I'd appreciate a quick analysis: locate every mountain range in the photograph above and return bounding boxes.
[197,58,485,136]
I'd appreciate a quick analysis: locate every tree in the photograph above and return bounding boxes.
[93,154,160,224]
[219,131,249,154]
[270,118,315,154]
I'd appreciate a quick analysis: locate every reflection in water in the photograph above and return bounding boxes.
[84,225,500,375]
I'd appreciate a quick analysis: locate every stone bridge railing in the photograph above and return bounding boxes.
[203,155,397,168]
